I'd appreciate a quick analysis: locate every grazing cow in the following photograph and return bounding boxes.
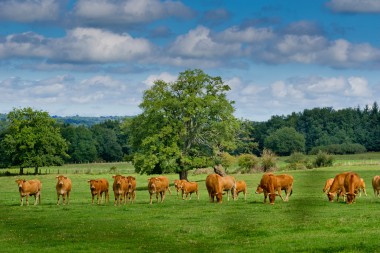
[255,174,293,202]
[205,174,224,203]
[179,181,199,200]
[56,175,72,205]
[255,173,277,204]
[358,178,367,197]
[125,176,136,204]
[327,172,349,202]
[234,180,247,201]
[174,179,186,198]
[323,178,334,193]
[372,175,380,197]
[344,172,361,204]
[15,179,42,206]
[112,175,128,206]
[147,176,170,204]
[88,179,109,205]
[221,175,236,201]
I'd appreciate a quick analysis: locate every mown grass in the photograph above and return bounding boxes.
[1,155,380,252]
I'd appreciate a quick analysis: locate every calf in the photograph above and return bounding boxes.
[323,178,334,193]
[88,179,109,205]
[327,172,349,202]
[179,181,199,200]
[112,175,128,206]
[221,175,236,201]
[125,176,136,204]
[148,176,170,204]
[344,172,361,204]
[234,180,247,201]
[56,175,72,205]
[15,179,42,206]
[372,175,380,197]
[174,179,186,198]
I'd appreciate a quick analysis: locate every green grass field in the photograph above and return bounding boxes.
[1,155,380,253]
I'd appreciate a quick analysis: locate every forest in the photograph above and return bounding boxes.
[0,102,378,168]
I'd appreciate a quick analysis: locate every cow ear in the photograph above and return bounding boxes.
[87,180,91,183]
[56,176,59,178]
[64,176,67,179]
[131,176,135,180]
[23,180,26,182]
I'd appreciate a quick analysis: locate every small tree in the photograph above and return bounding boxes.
[264,127,305,156]
[219,152,236,173]
[261,149,277,172]
[2,107,69,175]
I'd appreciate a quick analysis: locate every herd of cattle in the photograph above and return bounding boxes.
[14,170,380,206]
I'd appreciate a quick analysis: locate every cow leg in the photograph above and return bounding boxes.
[66,191,70,205]
[62,193,67,205]
[57,193,61,205]
[91,194,95,204]
[244,191,247,201]
[263,191,268,203]
[97,192,101,205]
[26,194,29,206]
[149,193,153,204]
[162,191,166,202]
[196,191,199,200]
[156,192,159,203]
[277,188,285,201]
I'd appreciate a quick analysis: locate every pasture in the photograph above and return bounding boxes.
[1,157,380,252]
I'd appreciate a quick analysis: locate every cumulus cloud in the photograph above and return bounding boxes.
[73,0,194,26]
[0,28,154,63]
[0,0,62,22]
[345,77,371,97]
[326,0,380,13]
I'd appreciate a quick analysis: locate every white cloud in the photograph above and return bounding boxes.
[0,0,61,22]
[305,76,346,93]
[143,72,177,87]
[74,0,194,25]
[217,26,274,43]
[327,0,380,13]
[345,77,372,97]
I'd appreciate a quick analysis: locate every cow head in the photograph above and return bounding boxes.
[15,179,26,188]
[268,192,277,204]
[148,178,157,193]
[88,180,98,190]
[327,192,335,202]
[56,175,67,185]
[255,185,264,194]
[113,175,124,187]
[345,192,356,204]
[216,192,223,203]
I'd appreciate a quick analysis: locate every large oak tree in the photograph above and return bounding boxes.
[2,107,69,175]
[128,69,239,179]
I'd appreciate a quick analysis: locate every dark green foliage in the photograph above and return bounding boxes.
[313,150,334,168]
[1,107,68,174]
[91,124,123,162]
[309,143,367,155]
[264,127,305,156]
[285,152,313,170]
[237,153,259,172]
[128,69,239,177]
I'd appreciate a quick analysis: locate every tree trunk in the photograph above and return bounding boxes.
[34,166,38,175]
[19,167,24,175]
[179,170,188,181]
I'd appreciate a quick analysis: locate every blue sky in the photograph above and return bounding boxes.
[0,0,379,121]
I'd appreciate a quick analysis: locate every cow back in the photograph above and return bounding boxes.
[16,179,42,194]
[372,175,380,189]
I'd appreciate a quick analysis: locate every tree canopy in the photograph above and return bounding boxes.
[128,69,240,179]
[1,107,69,174]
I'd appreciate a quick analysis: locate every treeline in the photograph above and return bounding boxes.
[0,102,379,168]
[252,102,380,155]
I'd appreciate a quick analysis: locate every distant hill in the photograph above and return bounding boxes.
[52,115,132,127]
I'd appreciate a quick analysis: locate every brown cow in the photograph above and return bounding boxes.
[255,174,293,202]
[205,174,224,203]
[56,175,72,205]
[344,172,361,204]
[112,175,128,206]
[221,175,236,201]
[327,172,349,202]
[358,178,367,197]
[125,176,136,204]
[234,180,247,201]
[179,181,199,200]
[88,179,109,205]
[372,175,380,197]
[323,178,334,193]
[174,179,186,198]
[255,173,277,204]
[148,176,170,204]
[15,179,42,206]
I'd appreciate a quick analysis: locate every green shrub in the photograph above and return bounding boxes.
[237,154,259,173]
[309,143,366,155]
[285,152,313,170]
[219,152,236,172]
[261,149,277,172]
[313,150,334,168]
